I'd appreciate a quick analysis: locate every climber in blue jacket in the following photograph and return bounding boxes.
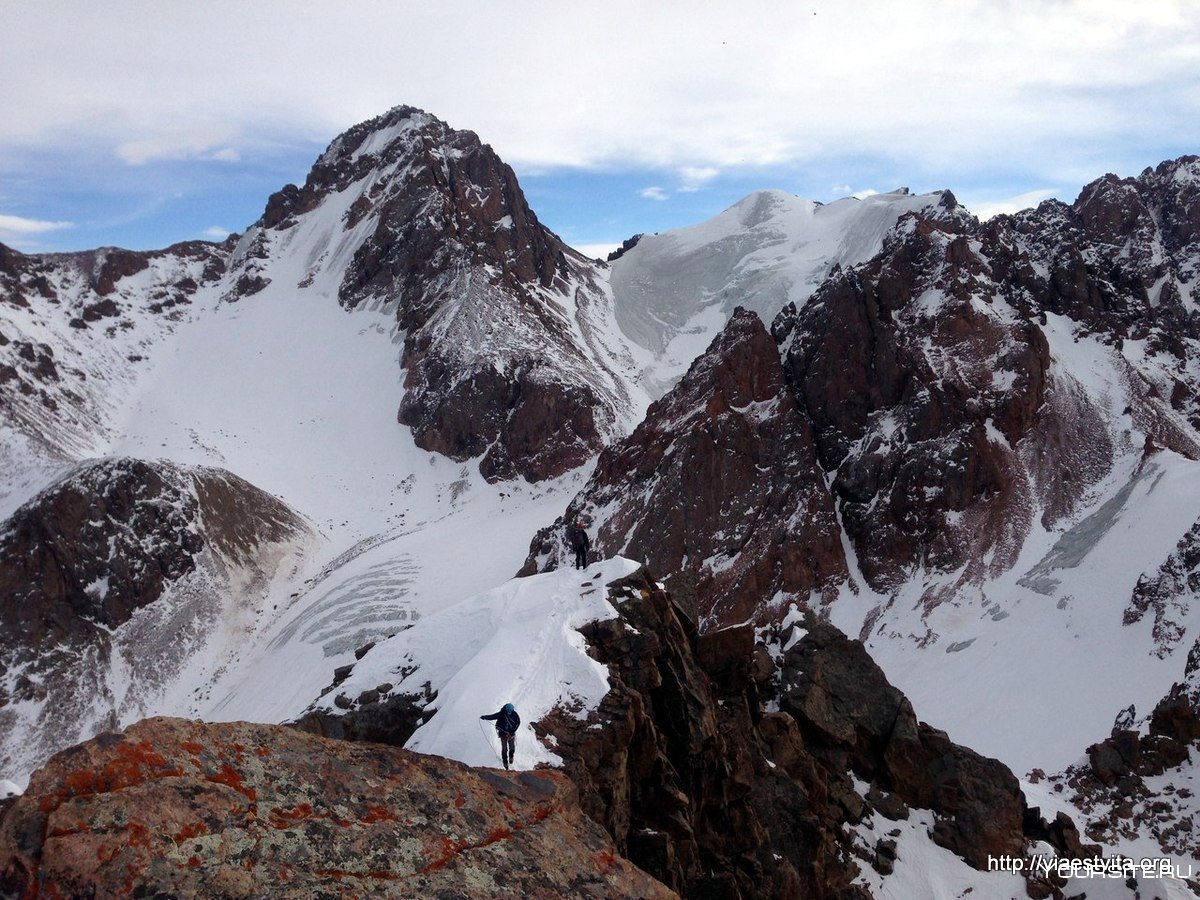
[481,702,521,769]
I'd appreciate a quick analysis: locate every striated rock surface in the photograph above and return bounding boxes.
[0,457,316,789]
[0,716,675,899]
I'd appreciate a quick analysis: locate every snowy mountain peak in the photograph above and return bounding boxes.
[220,103,651,482]
[608,184,966,378]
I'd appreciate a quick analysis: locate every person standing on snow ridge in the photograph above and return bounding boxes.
[567,518,590,570]
[481,702,521,769]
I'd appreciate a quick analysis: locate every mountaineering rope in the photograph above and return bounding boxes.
[477,718,503,764]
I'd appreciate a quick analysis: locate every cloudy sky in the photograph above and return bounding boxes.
[2,0,1198,255]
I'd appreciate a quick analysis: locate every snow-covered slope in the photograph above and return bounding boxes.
[0,106,654,787]
[305,557,642,769]
[225,105,654,482]
[609,187,967,389]
[0,241,228,517]
[530,157,1200,792]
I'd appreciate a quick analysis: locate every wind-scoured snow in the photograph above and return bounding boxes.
[610,188,959,388]
[309,557,642,769]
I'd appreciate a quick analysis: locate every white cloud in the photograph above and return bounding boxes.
[571,242,621,260]
[678,166,719,192]
[0,213,72,235]
[968,188,1062,221]
[202,226,231,239]
[639,186,669,201]
[116,129,242,166]
[0,2,1197,192]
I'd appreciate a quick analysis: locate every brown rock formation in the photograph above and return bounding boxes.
[527,156,1200,630]
[523,308,847,625]
[1050,635,1200,861]
[0,458,304,651]
[0,717,675,899]
[0,458,314,789]
[536,568,1051,898]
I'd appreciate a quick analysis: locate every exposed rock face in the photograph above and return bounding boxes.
[537,569,1059,899]
[1124,515,1200,657]
[774,215,1060,591]
[523,309,846,625]
[226,105,646,482]
[290,565,1067,897]
[0,717,675,899]
[0,458,316,789]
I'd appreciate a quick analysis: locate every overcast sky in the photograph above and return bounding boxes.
[2,0,1198,255]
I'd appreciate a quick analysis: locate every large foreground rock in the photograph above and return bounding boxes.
[0,717,674,899]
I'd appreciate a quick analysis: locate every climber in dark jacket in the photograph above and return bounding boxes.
[567,519,590,570]
[481,702,521,769]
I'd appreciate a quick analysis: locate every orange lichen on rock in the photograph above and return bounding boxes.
[267,803,315,829]
[209,764,256,801]
[418,835,470,873]
[0,717,676,898]
[359,803,397,824]
[173,821,207,842]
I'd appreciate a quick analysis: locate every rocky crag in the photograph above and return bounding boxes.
[528,157,1200,625]
[291,567,1086,899]
[1045,633,1200,882]
[0,239,231,511]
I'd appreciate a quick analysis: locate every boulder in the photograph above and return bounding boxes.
[0,717,675,899]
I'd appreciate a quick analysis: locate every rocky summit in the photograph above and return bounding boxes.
[225,105,649,483]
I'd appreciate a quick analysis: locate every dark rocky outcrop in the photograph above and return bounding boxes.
[1124,515,1200,657]
[522,308,847,625]
[0,717,676,899]
[0,458,304,651]
[774,215,1060,592]
[535,569,1072,898]
[0,238,230,464]
[606,233,644,263]
[527,156,1200,628]
[289,566,1076,897]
